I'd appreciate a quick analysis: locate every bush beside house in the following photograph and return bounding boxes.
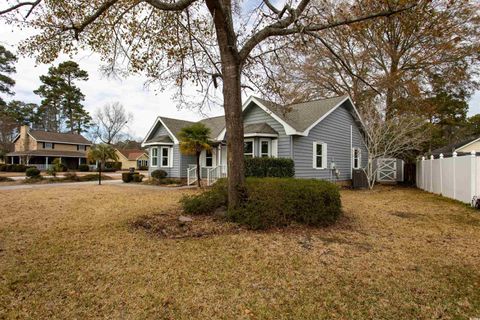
[0,164,31,172]
[78,164,90,172]
[181,178,341,229]
[244,158,295,178]
[25,167,41,178]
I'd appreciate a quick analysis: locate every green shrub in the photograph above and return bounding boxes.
[122,172,133,183]
[2,164,29,172]
[78,164,90,172]
[244,157,294,178]
[79,174,112,182]
[63,172,80,181]
[180,178,341,229]
[151,169,168,180]
[180,179,228,215]
[132,173,144,183]
[105,161,122,170]
[25,167,41,178]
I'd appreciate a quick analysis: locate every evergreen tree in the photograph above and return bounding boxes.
[34,61,91,133]
[0,45,17,106]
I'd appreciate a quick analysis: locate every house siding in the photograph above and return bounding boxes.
[293,101,367,180]
[243,102,291,158]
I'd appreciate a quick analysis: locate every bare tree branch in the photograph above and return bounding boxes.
[0,0,41,16]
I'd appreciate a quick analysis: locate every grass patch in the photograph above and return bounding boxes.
[0,185,479,318]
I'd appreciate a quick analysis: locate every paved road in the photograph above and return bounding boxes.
[0,179,123,191]
[0,180,196,191]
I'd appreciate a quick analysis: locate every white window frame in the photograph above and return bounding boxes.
[151,147,158,167]
[160,146,171,168]
[313,141,327,169]
[260,139,271,158]
[352,147,361,169]
[244,139,255,158]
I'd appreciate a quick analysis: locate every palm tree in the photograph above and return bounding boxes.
[87,144,118,185]
[179,123,212,187]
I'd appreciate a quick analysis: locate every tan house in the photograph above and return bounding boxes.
[431,136,480,157]
[6,125,92,170]
[115,149,149,170]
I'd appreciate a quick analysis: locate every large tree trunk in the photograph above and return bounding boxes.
[206,0,245,209]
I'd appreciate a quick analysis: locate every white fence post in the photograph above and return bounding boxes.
[439,153,443,195]
[429,155,434,192]
[452,152,457,199]
[471,151,476,203]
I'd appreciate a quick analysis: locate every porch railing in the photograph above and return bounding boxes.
[29,164,53,171]
[207,165,227,186]
[187,165,198,186]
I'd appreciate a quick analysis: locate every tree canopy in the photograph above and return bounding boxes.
[0,44,17,106]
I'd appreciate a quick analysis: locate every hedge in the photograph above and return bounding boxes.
[244,157,294,178]
[151,169,168,180]
[0,164,31,172]
[78,164,90,172]
[105,162,122,170]
[181,178,341,229]
[25,167,41,178]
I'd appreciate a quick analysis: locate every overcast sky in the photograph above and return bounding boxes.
[1,21,479,140]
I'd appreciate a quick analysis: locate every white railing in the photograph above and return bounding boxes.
[187,165,198,185]
[29,164,53,171]
[207,165,228,186]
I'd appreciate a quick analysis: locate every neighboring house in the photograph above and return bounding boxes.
[115,149,149,170]
[6,125,92,170]
[142,95,368,184]
[430,136,480,157]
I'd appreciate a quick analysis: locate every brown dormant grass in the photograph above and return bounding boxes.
[0,185,479,319]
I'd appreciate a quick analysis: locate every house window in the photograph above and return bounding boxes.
[353,148,361,169]
[43,142,54,149]
[205,150,213,167]
[313,142,327,169]
[244,139,254,158]
[160,146,170,167]
[260,139,270,157]
[77,145,86,151]
[151,148,158,166]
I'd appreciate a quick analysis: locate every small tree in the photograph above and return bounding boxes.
[361,105,428,189]
[87,144,118,185]
[179,123,212,187]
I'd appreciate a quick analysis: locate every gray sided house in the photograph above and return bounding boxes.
[141,95,368,184]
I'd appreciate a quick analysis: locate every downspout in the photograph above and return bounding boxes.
[350,125,353,179]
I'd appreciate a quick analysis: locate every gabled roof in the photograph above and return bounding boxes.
[143,94,364,146]
[14,130,92,145]
[252,95,351,132]
[117,149,149,161]
[431,136,480,156]
[144,135,173,144]
[244,123,278,135]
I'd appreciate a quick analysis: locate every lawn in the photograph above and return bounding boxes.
[0,185,479,319]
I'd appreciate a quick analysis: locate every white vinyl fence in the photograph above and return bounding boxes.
[417,152,480,204]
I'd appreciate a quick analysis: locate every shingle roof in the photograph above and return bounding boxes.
[159,117,196,140]
[6,150,87,157]
[144,135,174,144]
[146,95,351,144]
[244,123,278,135]
[431,136,480,156]
[117,149,148,160]
[253,95,348,132]
[28,130,92,145]
[198,116,226,139]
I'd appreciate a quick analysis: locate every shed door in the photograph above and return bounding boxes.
[377,158,397,182]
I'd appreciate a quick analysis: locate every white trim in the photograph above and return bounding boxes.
[160,146,171,168]
[259,138,271,157]
[456,137,480,152]
[244,138,255,158]
[150,147,159,167]
[313,141,327,169]
[243,133,278,138]
[141,116,179,147]
[142,142,174,147]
